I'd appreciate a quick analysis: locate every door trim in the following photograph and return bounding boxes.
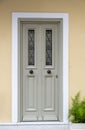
[12,12,69,123]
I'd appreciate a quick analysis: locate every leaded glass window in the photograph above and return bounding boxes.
[46,30,52,65]
[28,30,35,65]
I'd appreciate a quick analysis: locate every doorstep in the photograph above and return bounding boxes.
[0,122,69,130]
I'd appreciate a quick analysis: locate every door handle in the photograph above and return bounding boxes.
[47,70,51,74]
[29,70,33,74]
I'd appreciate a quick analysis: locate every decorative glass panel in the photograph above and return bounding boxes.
[28,30,35,65]
[46,30,52,65]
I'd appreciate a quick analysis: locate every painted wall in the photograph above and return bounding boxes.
[0,0,85,123]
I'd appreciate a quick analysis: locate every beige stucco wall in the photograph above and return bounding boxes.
[0,0,85,123]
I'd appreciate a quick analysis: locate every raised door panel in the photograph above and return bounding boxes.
[23,73,38,121]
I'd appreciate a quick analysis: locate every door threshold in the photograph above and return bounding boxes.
[17,121,69,125]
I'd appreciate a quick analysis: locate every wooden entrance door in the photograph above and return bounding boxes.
[22,23,58,121]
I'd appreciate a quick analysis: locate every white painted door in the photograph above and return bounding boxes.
[22,23,58,121]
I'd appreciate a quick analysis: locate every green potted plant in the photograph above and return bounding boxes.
[69,92,85,130]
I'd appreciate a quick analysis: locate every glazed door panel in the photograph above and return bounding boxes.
[23,25,39,121]
[41,25,58,120]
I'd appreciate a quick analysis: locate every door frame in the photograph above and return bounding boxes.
[12,12,69,123]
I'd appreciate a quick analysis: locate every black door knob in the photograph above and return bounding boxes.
[29,70,33,74]
[47,70,51,74]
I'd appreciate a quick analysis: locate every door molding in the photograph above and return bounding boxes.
[12,12,69,123]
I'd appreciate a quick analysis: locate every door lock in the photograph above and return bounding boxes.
[47,70,51,74]
[29,70,33,74]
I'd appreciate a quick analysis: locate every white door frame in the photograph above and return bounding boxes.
[12,12,69,123]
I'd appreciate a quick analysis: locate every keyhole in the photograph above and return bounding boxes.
[56,75,58,78]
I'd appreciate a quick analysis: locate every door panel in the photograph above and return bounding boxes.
[41,25,58,120]
[42,75,58,120]
[25,76,37,111]
[23,24,38,121]
[43,76,55,111]
[22,23,58,121]
[23,75,38,121]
